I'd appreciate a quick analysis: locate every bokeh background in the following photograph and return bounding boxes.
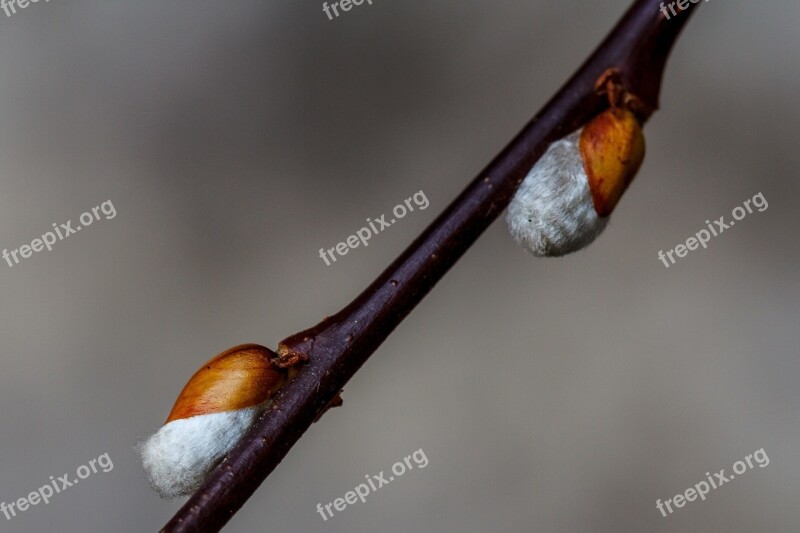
[1,0,798,531]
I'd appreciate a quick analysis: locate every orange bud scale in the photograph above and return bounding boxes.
[579,107,645,217]
[165,344,287,424]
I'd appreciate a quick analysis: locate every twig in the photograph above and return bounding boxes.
[162,1,696,530]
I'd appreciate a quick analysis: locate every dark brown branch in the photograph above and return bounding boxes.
[162,1,696,530]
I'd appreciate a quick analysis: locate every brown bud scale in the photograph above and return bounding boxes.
[580,107,645,217]
[165,344,287,424]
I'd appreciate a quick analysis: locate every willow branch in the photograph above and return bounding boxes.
[162,1,696,530]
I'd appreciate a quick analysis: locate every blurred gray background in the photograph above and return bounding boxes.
[0,0,798,531]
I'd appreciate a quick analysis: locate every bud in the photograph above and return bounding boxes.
[139,344,288,499]
[506,104,645,257]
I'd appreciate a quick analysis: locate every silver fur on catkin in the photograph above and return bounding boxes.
[138,404,265,499]
[506,130,607,257]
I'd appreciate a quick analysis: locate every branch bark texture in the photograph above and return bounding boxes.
[163,1,696,530]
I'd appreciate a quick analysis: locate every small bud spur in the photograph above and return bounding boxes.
[139,344,297,499]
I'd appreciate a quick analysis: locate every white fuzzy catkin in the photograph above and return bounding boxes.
[138,404,265,499]
[506,130,607,257]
